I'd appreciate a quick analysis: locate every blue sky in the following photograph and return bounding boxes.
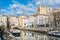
[0,0,60,16]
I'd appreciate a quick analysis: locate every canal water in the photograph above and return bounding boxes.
[19,30,60,40]
[0,29,4,40]
[33,32,60,40]
[40,34,60,40]
[36,34,60,40]
[1,29,60,40]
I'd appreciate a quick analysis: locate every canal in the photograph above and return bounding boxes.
[33,32,60,40]
[0,28,60,40]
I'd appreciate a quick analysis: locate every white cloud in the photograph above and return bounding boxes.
[2,0,60,16]
[1,0,36,16]
[27,3,34,7]
[36,1,41,5]
[33,0,60,6]
[10,0,36,15]
[0,9,6,12]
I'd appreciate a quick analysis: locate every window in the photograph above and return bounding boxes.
[46,24,49,27]
[37,24,45,27]
[27,24,34,28]
[24,24,26,25]
[11,24,15,26]
[31,23,34,27]
[1,21,2,23]
[32,33,34,36]
[57,16,59,19]
[56,21,60,27]
[24,23,26,27]
[58,22,59,24]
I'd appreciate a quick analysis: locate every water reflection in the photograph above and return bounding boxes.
[35,32,60,40]
[48,36,60,40]
[35,34,49,40]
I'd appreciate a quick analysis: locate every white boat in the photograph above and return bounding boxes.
[47,31,60,38]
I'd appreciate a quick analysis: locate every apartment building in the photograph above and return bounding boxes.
[35,14,49,27]
[0,14,7,28]
[9,16,18,29]
[34,5,54,31]
[52,10,60,31]
[35,14,53,31]
[18,15,36,29]
[24,15,36,29]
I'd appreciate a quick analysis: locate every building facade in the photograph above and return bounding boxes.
[23,15,36,29]
[9,16,18,29]
[52,10,60,31]
[18,5,54,31]
[0,14,7,28]
[18,16,27,28]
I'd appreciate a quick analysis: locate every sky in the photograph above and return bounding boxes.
[0,0,60,16]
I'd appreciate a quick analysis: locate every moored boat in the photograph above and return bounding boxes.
[47,31,60,38]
